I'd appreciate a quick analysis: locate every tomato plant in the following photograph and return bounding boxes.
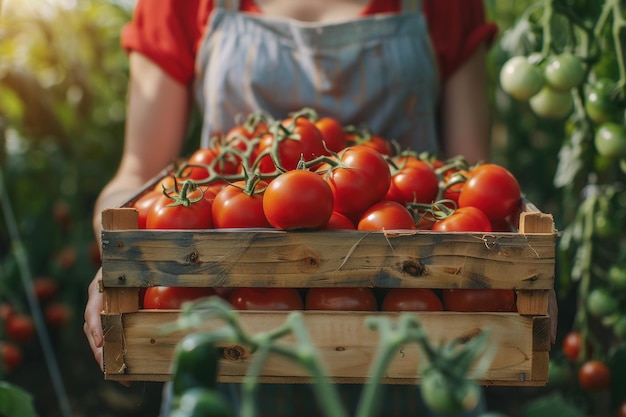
[442,289,516,312]
[458,163,521,223]
[357,200,417,231]
[263,169,334,230]
[578,360,611,391]
[143,287,216,309]
[321,145,391,216]
[305,287,377,311]
[228,288,303,311]
[381,288,443,312]
[184,147,240,181]
[212,179,271,229]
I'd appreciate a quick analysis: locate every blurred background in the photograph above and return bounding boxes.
[1,1,624,416]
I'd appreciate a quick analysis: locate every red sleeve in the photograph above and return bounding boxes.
[120,0,213,86]
[423,0,498,81]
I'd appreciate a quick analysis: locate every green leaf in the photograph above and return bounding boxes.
[0,382,40,417]
[522,393,588,417]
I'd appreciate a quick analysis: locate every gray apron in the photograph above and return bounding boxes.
[195,0,439,153]
[186,1,486,416]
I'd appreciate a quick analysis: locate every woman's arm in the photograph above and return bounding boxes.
[92,52,192,236]
[439,43,492,164]
[85,52,191,371]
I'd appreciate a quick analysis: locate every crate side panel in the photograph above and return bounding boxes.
[101,230,555,289]
[105,311,539,385]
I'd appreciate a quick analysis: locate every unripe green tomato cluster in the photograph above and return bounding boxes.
[499,52,585,120]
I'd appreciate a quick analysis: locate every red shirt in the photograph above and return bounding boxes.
[122,0,497,87]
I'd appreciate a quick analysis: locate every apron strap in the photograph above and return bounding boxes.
[215,0,240,11]
[402,0,423,13]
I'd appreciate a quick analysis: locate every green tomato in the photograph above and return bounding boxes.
[171,333,220,396]
[499,56,544,101]
[613,314,626,339]
[174,388,234,417]
[547,359,572,388]
[544,53,585,91]
[529,86,574,119]
[421,370,481,416]
[585,79,621,124]
[594,122,626,159]
[608,264,626,290]
[587,287,619,319]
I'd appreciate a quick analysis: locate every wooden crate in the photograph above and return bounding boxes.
[99,199,556,386]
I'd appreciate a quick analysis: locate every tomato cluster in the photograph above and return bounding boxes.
[132,107,523,312]
[0,276,72,373]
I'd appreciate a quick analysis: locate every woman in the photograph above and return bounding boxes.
[85,0,497,415]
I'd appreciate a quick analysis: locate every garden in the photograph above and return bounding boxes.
[1,1,625,416]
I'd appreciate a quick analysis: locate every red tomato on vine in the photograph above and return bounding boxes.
[146,183,214,230]
[432,206,492,232]
[263,169,334,230]
[357,200,417,231]
[458,164,521,223]
[578,360,611,391]
[212,180,271,229]
[385,160,439,205]
[320,145,391,216]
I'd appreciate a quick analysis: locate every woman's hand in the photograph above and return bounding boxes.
[84,268,105,371]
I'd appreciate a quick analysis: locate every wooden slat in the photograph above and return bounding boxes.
[103,310,546,386]
[101,227,555,290]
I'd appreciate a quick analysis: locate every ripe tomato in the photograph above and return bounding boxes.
[5,313,36,343]
[32,276,58,303]
[544,52,585,92]
[442,289,516,312]
[381,288,443,311]
[322,145,391,216]
[562,331,591,363]
[499,55,544,101]
[594,122,626,159]
[357,200,417,231]
[529,86,574,119]
[323,211,356,230]
[0,302,14,322]
[578,360,611,391]
[44,302,72,328]
[133,190,164,229]
[184,147,240,180]
[256,116,327,172]
[143,287,216,309]
[305,287,378,311]
[0,342,22,372]
[432,206,492,232]
[458,164,521,224]
[617,400,626,417]
[228,288,303,311]
[385,160,439,205]
[315,117,348,153]
[212,180,271,228]
[263,169,334,230]
[146,186,214,230]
